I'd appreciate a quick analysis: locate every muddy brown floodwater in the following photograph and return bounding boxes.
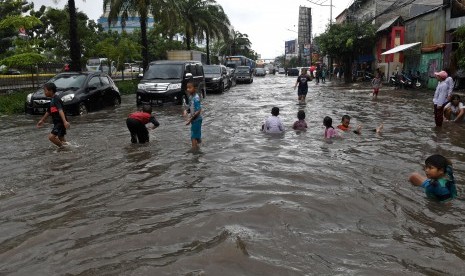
[1,75,465,275]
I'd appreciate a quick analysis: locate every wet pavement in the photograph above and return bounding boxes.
[1,74,465,275]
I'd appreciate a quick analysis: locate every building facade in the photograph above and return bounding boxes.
[97,3,154,33]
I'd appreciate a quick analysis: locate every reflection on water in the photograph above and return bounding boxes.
[1,76,465,275]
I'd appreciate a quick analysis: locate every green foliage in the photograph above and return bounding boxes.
[0,90,30,115]
[93,35,141,73]
[115,79,138,95]
[0,0,34,59]
[0,53,46,67]
[454,25,465,70]
[0,15,42,30]
[315,22,376,59]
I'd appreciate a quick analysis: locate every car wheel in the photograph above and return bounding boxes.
[113,96,121,107]
[78,102,88,115]
[219,83,224,93]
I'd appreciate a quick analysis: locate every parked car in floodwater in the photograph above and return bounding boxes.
[254,68,266,77]
[25,72,121,115]
[204,65,229,93]
[235,66,253,84]
[137,60,206,105]
[287,68,300,76]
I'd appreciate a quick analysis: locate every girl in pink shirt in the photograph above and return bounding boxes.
[323,116,339,139]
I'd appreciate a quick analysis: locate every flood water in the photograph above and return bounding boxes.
[1,74,465,275]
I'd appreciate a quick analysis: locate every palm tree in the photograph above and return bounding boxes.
[104,0,177,70]
[67,0,81,71]
[52,0,82,71]
[228,30,252,56]
[199,4,230,64]
[175,0,230,64]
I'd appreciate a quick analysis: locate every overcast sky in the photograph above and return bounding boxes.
[30,0,351,59]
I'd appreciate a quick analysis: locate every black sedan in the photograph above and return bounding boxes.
[25,72,121,115]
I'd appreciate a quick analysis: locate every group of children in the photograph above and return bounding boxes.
[36,77,458,203]
[260,105,457,202]
[37,81,202,151]
[261,108,380,138]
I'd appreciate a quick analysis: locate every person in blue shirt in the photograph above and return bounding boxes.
[183,81,202,151]
[409,154,457,202]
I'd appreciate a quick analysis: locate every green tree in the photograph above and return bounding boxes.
[0,0,33,59]
[176,0,230,64]
[454,25,465,71]
[228,30,253,57]
[94,34,141,75]
[29,6,101,63]
[0,14,46,71]
[198,3,230,64]
[104,0,177,70]
[315,22,375,82]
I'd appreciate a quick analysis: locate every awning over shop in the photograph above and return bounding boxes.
[381,42,422,55]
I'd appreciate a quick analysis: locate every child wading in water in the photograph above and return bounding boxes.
[126,105,160,144]
[36,83,70,148]
[184,81,202,150]
[409,154,457,202]
[262,107,284,133]
[292,110,308,131]
[336,114,383,135]
[323,116,339,139]
[443,94,465,122]
[371,74,382,99]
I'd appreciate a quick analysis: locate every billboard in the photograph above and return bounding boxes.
[451,0,465,18]
[285,40,296,54]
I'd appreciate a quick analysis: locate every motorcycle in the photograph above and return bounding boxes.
[409,70,422,88]
[389,73,402,88]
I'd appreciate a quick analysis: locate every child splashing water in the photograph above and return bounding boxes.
[409,154,457,202]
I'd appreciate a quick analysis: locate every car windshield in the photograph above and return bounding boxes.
[256,69,265,72]
[203,66,221,74]
[50,75,87,90]
[144,64,183,79]
[236,67,250,73]
[87,59,102,66]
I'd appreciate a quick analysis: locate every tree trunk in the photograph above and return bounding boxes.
[140,14,149,71]
[68,0,82,72]
[186,31,191,50]
[206,32,210,65]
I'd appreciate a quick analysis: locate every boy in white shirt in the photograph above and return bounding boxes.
[262,107,285,133]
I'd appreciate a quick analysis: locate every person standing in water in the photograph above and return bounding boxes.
[36,83,70,149]
[183,81,203,150]
[293,68,312,105]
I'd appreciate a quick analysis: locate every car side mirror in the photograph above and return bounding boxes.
[185,73,193,79]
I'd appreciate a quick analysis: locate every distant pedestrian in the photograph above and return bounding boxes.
[126,105,159,144]
[183,81,203,150]
[315,64,321,84]
[371,73,382,99]
[432,70,449,127]
[36,83,70,149]
[409,154,457,202]
[262,107,284,134]
[293,68,312,104]
[321,67,326,83]
[292,110,308,131]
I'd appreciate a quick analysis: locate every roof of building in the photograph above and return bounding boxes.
[376,16,402,33]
